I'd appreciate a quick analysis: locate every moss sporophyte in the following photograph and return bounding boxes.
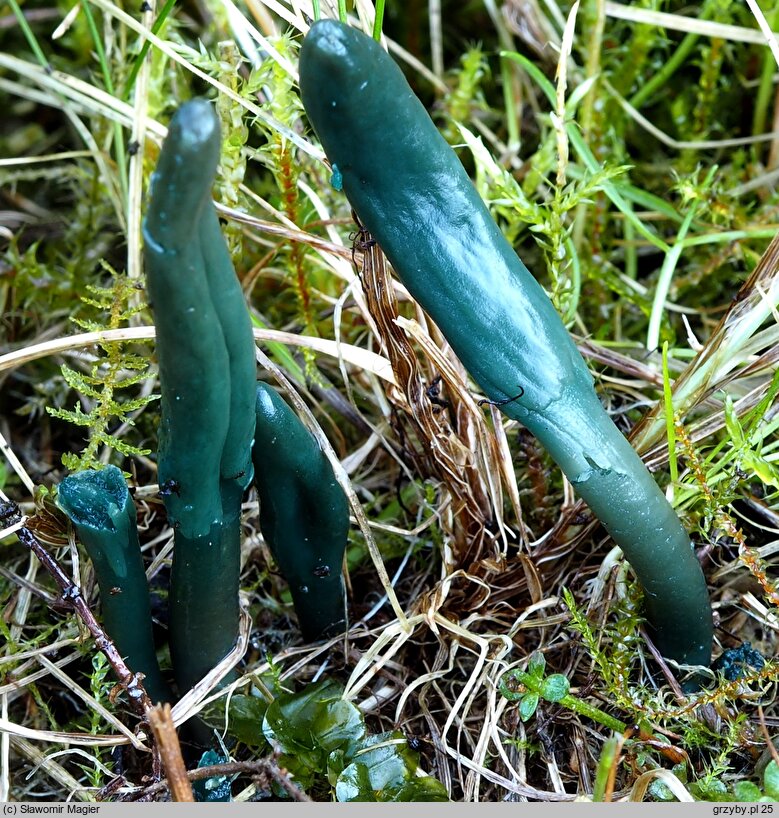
[299,20,712,670]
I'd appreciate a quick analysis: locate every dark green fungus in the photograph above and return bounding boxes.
[143,99,256,693]
[58,466,171,704]
[252,383,350,641]
[299,20,711,669]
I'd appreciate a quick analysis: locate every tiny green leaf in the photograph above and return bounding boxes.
[335,762,374,802]
[519,693,539,722]
[226,695,269,747]
[540,674,570,703]
[648,779,676,802]
[334,732,448,802]
[327,749,349,786]
[593,736,620,802]
[262,679,366,774]
[733,781,763,803]
[691,777,729,802]
[389,779,450,802]
[742,451,779,490]
[724,395,745,449]
[764,760,779,800]
[527,652,546,678]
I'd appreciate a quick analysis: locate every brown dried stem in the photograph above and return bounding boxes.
[146,704,193,802]
[354,220,508,567]
[129,759,312,802]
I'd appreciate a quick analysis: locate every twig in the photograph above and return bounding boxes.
[0,500,153,717]
[146,705,194,802]
[639,628,686,701]
[757,705,779,770]
[128,759,312,802]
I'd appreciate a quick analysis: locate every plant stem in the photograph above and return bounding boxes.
[123,0,177,98]
[628,29,701,111]
[646,171,713,351]
[6,0,49,68]
[752,2,779,141]
[80,1,128,206]
[662,342,679,486]
[593,736,621,801]
[580,0,605,139]
[372,0,385,41]
[500,669,627,733]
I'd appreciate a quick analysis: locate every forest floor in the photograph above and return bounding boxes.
[2,0,779,803]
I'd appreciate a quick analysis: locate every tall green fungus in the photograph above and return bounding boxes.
[58,466,171,705]
[143,99,256,694]
[252,383,350,641]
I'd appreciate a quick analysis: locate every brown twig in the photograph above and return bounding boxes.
[639,627,686,701]
[96,775,127,802]
[0,499,153,717]
[757,705,779,769]
[146,705,194,802]
[127,759,312,802]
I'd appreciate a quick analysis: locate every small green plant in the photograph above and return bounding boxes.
[83,653,115,789]
[499,651,626,732]
[592,735,621,802]
[251,33,318,370]
[684,759,779,803]
[562,587,644,707]
[46,267,155,472]
[729,761,779,803]
[438,47,488,145]
[227,679,448,802]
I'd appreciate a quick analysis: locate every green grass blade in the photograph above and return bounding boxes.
[80,1,128,206]
[373,0,385,40]
[646,168,716,350]
[502,50,672,253]
[123,0,177,99]
[662,342,679,486]
[7,0,49,68]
